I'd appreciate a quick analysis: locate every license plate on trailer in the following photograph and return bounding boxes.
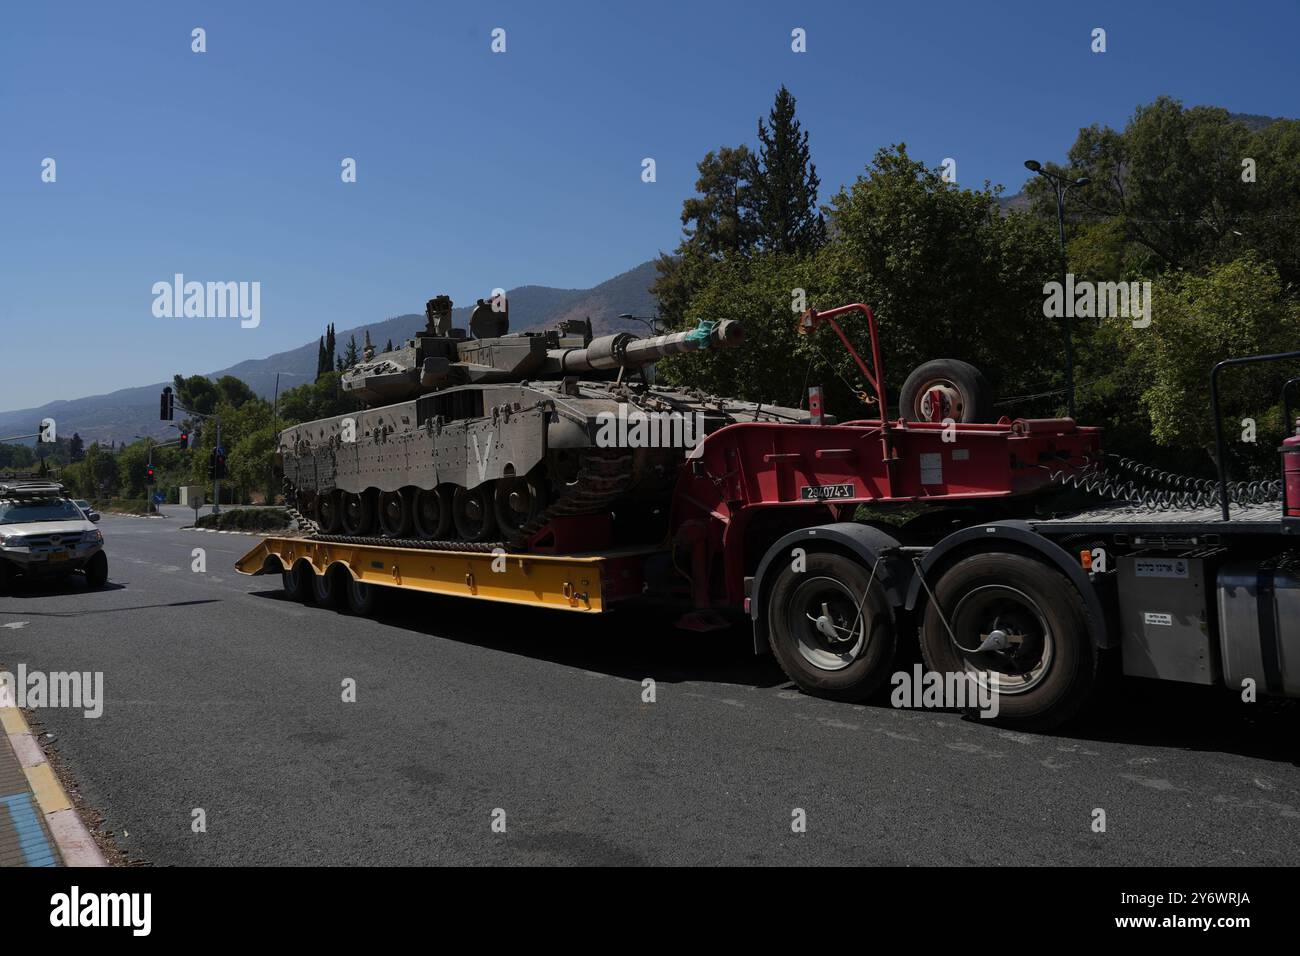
[800,483,855,500]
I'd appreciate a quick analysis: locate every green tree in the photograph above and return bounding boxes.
[1033,97,1300,287]
[1116,256,1300,472]
[342,334,360,370]
[69,432,85,462]
[747,86,826,254]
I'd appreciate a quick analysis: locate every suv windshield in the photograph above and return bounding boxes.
[0,498,85,525]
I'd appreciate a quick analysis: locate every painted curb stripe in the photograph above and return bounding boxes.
[0,793,57,867]
[0,706,106,866]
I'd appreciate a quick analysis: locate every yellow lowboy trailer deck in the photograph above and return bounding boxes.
[235,535,658,613]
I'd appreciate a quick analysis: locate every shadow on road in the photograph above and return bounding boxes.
[251,586,1300,764]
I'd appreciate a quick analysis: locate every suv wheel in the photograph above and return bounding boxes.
[84,551,109,589]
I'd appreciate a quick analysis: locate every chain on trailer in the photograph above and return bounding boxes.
[1044,452,1284,511]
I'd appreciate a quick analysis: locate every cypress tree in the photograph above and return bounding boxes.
[747,86,826,254]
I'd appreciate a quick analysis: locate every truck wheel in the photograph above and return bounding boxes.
[453,483,498,542]
[312,566,344,608]
[414,487,452,539]
[343,577,378,616]
[83,551,109,590]
[900,359,994,423]
[919,553,1096,730]
[282,559,314,602]
[766,551,897,702]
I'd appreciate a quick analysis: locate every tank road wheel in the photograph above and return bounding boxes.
[899,359,994,423]
[378,488,414,538]
[312,565,344,609]
[282,558,314,602]
[413,487,452,540]
[766,551,897,702]
[340,490,376,536]
[494,475,548,537]
[919,553,1097,730]
[452,483,498,542]
[343,576,378,616]
[317,490,343,534]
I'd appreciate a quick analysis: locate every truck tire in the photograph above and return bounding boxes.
[766,551,897,702]
[283,559,314,602]
[83,551,109,590]
[900,359,994,423]
[919,552,1096,730]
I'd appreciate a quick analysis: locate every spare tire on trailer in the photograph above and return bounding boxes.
[899,359,994,423]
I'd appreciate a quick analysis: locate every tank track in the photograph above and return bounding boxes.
[287,449,635,553]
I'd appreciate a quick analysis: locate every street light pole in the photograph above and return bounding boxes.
[1025,160,1090,420]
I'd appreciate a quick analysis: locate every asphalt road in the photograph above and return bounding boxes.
[2,509,1298,866]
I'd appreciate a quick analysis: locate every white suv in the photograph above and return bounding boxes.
[0,481,107,593]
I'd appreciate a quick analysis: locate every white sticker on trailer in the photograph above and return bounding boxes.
[1135,558,1189,578]
[920,452,943,485]
[1143,612,1173,626]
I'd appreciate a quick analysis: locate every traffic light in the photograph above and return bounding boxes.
[145,464,156,484]
[160,387,174,421]
[179,431,189,450]
[209,447,227,480]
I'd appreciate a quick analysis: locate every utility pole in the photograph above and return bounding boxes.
[1024,160,1090,420]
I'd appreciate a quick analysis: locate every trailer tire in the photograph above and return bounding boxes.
[766,551,896,702]
[343,576,378,616]
[283,559,314,602]
[900,359,994,423]
[312,565,344,609]
[919,553,1096,730]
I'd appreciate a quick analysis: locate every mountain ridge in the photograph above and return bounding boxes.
[0,260,660,445]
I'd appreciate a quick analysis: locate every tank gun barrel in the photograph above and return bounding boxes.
[555,319,744,373]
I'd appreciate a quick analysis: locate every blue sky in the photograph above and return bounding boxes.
[1,0,1296,409]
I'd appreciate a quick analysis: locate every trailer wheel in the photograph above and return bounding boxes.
[766,551,897,702]
[343,576,378,616]
[919,553,1096,730]
[453,483,498,542]
[900,359,994,423]
[312,565,344,608]
[413,487,452,539]
[282,559,314,602]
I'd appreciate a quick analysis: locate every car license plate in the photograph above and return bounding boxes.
[51,550,68,562]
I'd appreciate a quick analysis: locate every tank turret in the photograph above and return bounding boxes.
[340,295,744,407]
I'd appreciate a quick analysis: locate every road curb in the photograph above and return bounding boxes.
[0,704,107,867]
